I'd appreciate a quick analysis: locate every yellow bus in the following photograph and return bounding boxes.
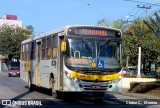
[20,25,122,99]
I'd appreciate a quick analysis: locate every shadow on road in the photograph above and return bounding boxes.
[11,90,33,100]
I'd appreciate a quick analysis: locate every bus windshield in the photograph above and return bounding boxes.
[65,37,121,71]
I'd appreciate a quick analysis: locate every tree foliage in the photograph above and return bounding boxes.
[97,19,126,29]
[143,10,160,38]
[0,24,31,60]
[97,19,109,26]
[123,18,160,67]
[26,25,34,34]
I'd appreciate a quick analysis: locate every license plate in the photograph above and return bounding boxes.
[91,85,101,88]
[12,73,16,75]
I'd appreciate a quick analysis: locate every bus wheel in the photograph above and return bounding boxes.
[49,76,59,98]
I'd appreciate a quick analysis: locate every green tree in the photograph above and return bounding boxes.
[26,25,34,34]
[97,19,126,31]
[123,18,160,72]
[143,10,160,38]
[143,10,160,71]
[97,19,109,26]
[0,24,32,60]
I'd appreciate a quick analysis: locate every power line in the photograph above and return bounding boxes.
[122,0,153,22]
[122,6,142,22]
[129,8,141,20]
[127,6,137,17]
[121,6,137,22]
[80,0,111,19]
[124,0,160,6]
[137,5,151,17]
[138,9,146,18]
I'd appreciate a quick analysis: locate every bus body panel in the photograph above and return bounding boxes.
[39,60,50,88]
[39,59,58,89]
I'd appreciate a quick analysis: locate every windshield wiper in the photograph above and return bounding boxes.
[81,37,93,54]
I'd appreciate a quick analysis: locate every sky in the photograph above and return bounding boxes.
[0,0,160,34]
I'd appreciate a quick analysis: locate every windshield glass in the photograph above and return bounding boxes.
[65,37,121,71]
[10,62,20,67]
[10,67,20,70]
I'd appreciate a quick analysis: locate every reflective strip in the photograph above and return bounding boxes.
[70,71,120,81]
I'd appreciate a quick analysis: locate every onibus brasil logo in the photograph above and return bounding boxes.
[2,100,42,106]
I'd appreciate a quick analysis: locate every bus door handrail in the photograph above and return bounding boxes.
[74,51,81,58]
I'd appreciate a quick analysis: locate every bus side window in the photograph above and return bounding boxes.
[30,41,35,60]
[25,43,30,60]
[41,38,46,60]
[46,36,52,59]
[52,35,58,59]
[52,47,57,58]
[27,43,31,60]
[21,44,25,60]
[24,44,27,60]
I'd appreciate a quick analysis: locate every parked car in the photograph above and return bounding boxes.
[122,68,129,74]
[134,69,144,75]
[150,71,158,78]
[8,66,20,77]
[127,68,137,74]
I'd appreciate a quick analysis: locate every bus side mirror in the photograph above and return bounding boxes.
[61,41,66,52]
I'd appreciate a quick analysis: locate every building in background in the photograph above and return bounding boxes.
[0,55,8,72]
[0,14,25,72]
[0,14,25,28]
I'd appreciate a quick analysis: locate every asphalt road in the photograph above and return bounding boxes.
[0,72,159,108]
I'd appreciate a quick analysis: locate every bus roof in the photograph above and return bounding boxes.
[22,25,122,44]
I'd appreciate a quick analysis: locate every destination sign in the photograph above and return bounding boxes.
[68,27,121,37]
[77,29,107,36]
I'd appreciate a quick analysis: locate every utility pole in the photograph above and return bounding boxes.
[137,47,141,78]
[137,5,151,18]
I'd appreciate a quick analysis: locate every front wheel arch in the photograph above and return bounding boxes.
[49,73,58,97]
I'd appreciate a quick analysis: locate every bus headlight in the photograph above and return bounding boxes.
[108,77,122,84]
[65,71,76,81]
[65,71,72,79]
[108,81,113,83]
[112,77,122,83]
